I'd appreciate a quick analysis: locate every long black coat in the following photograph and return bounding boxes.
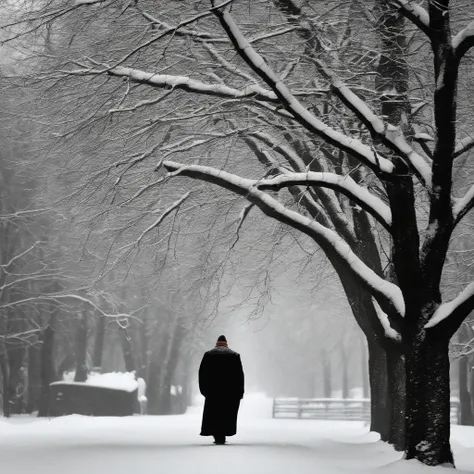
[199,346,245,437]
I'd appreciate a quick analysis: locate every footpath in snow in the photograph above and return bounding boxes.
[1,394,474,474]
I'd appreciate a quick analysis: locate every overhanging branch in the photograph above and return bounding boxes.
[425,282,474,336]
[389,0,432,37]
[163,159,405,319]
[314,59,432,188]
[454,136,474,158]
[210,5,396,176]
[256,172,392,231]
[453,20,474,60]
[67,65,280,103]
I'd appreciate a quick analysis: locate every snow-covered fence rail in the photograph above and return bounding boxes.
[272,398,461,424]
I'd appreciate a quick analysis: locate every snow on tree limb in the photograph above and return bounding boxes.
[425,282,474,329]
[453,20,474,60]
[163,160,405,316]
[372,299,402,341]
[99,66,280,103]
[256,172,392,230]
[454,136,474,158]
[314,60,432,188]
[453,184,474,225]
[390,0,431,36]
[66,65,322,107]
[211,7,395,176]
[242,135,347,238]
[245,131,357,240]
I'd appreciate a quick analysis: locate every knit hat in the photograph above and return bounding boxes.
[216,335,228,347]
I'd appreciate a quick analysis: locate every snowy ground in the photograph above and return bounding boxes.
[1,394,474,473]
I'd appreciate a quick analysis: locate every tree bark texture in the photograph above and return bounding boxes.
[405,331,453,465]
[387,346,406,450]
[368,341,390,442]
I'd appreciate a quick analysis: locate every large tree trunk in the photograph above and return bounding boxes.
[405,332,453,466]
[368,341,390,442]
[74,312,88,383]
[38,314,57,417]
[387,346,406,450]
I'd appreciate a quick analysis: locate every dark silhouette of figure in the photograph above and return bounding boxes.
[199,335,245,445]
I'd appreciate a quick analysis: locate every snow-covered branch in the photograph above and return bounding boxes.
[163,160,405,316]
[243,134,355,241]
[64,65,280,103]
[256,172,392,230]
[454,136,474,158]
[425,282,474,329]
[453,184,474,226]
[246,131,352,231]
[390,0,431,37]
[453,20,474,60]
[314,59,432,188]
[211,7,395,176]
[372,298,402,341]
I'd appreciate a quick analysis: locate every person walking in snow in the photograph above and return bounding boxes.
[198,335,245,445]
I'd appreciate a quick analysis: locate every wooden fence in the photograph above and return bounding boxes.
[272,398,461,424]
